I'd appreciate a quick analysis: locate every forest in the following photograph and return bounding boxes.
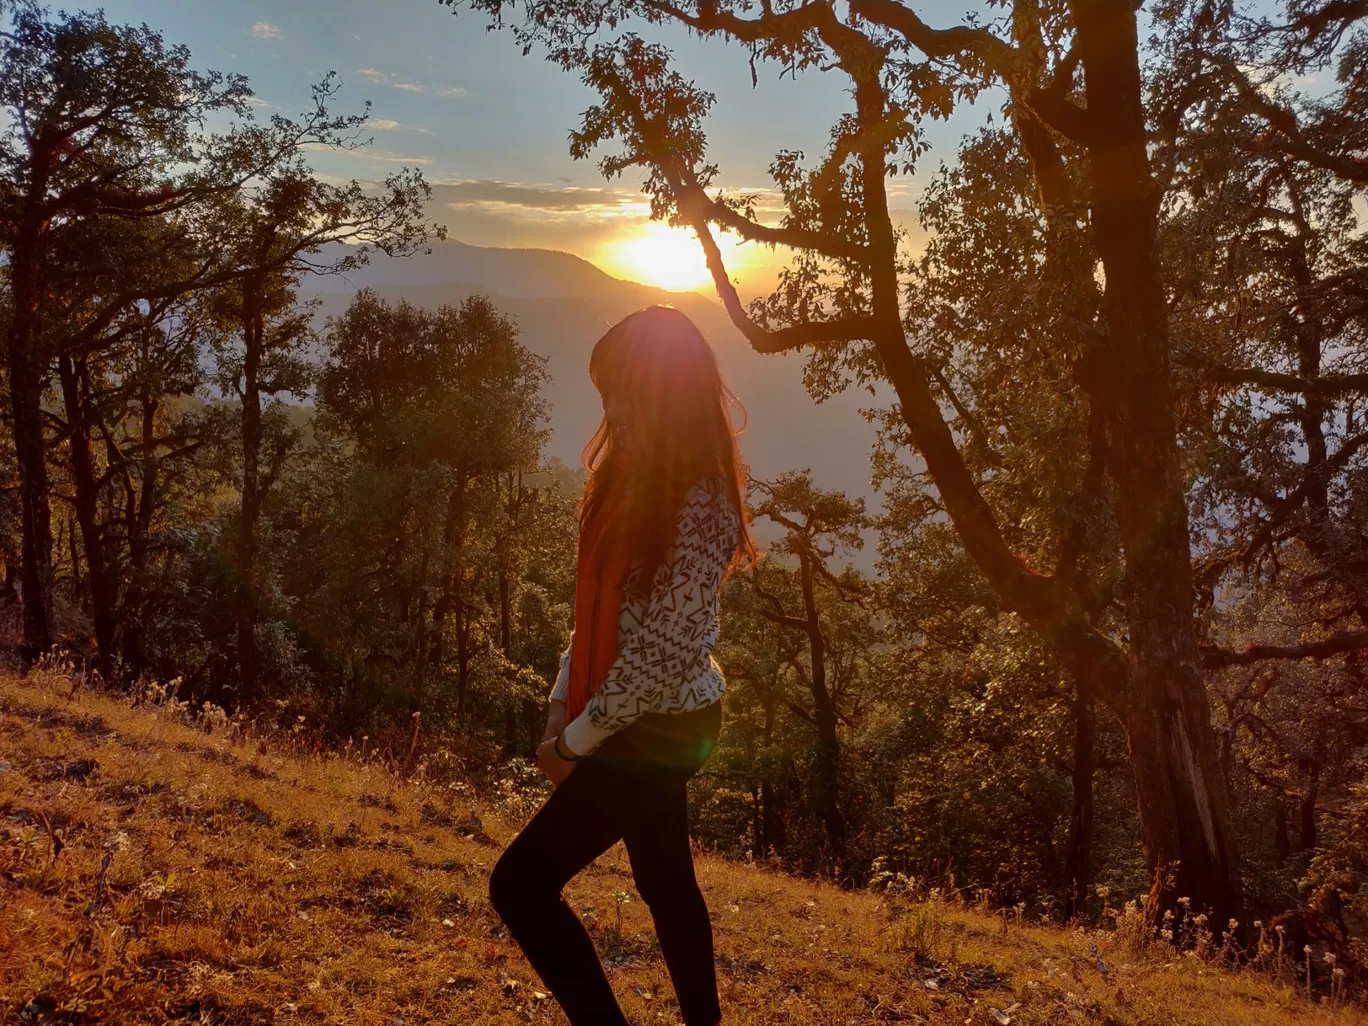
[1,0,1367,993]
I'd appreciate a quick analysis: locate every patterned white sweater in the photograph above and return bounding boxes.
[551,477,739,756]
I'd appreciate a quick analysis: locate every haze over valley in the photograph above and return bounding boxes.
[306,240,882,505]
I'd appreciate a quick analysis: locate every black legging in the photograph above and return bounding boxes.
[489,700,724,1026]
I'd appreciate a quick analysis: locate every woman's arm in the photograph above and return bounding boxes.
[549,645,571,703]
[560,478,738,756]
[541,642,572,741]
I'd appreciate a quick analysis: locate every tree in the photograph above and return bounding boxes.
[42,215,215,677]
[461,0,1242,920]
[0,4,258,661]
[205,130,441,703]
[875,474,1131,918]
[0,4,401,669]
[744,471,870,862]
[308,291,548,724]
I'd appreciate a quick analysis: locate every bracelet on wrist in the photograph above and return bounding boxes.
[553,733,579,762]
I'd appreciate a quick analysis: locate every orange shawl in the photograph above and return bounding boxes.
[566,475,631,724]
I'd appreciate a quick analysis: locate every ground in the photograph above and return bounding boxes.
[1,672,1362,1026]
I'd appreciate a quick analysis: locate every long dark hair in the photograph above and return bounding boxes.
[580,305,756,592]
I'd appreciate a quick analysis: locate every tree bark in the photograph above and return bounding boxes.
[656,0,1243,922]
[57,353,118,677]
[1071,0,1241,924]
[8,220,57,665]
[1064,685,1096,920]
[798,549,847,859]
[236,283,265,703]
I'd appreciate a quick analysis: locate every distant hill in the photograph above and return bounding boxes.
[305,240,883,511]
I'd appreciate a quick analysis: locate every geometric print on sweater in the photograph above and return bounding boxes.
[555,476,740,757]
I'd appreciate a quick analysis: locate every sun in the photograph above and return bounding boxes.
[600,223,739,292]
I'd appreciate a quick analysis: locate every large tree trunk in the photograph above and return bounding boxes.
[846,29,1241,914]
[8,234,57,665]
[236,293,265,704]
[1074,0,1241,925]
[1064,685,1096,920]
[120,393,160,678]
[677,0,1243,922]
[798,550,846,859]
[57,353,118,677]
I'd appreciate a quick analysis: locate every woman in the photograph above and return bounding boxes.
[488,305,755,1026]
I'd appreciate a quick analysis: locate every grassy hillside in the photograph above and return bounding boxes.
[2,670,1361,1026]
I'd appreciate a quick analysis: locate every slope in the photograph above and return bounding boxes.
[2,670,1357,1026]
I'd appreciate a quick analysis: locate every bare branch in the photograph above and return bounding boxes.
[1189,358,1368,397]
[1201,630,1368,669]
[1213,54,1368,184]
[689,205,877,354]
[676,178,869,264]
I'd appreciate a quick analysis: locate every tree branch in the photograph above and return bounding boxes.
[1201,630,1368,669]
[687,201,878,354]
[848,0,1019,74]
[1188,358,1368,397]
[1214,54,1368,184]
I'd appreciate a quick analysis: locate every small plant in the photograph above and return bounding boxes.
[884,899,943,961]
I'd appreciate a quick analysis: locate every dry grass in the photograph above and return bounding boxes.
[2,671,1364,1026]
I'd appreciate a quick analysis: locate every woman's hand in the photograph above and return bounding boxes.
[536,735,577,787]
[543,698,567,742]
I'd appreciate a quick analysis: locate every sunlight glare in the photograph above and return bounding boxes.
[600,223,742,292]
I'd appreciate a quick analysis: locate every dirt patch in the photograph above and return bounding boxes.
[3,703,110,736]
[282,820,323,847]
[357,792,398,813]
[32,756,99,783]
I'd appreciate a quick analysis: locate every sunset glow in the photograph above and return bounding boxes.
[599,222,744,292]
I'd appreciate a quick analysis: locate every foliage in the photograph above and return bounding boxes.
[1,0,1368,993]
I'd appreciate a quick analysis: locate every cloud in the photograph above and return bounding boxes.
[352,68,467,97]
[431,180,641,213]
[366,119,431,135]
[252,21,283,40]
[301,142,432,165]
[372,153,432,164]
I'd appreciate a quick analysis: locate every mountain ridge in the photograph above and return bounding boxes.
[304,240,883,509]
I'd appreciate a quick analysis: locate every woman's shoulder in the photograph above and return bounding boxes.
[678,476,740,544]
[682,475,734,512]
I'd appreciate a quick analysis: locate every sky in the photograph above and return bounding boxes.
[102,0,995,295]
